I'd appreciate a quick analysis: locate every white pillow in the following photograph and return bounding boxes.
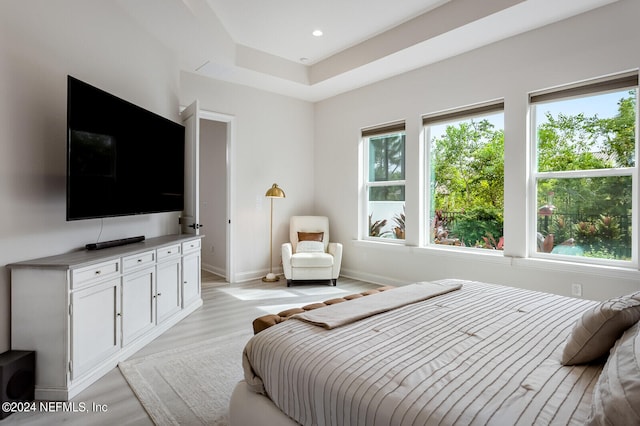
[587,321,640,425]
[296,241,325,253]
[561,291,640,365]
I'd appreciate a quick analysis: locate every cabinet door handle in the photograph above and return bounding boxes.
[137,259,143,263]
[157,293,162,297]
[116,313,122,317]
[95,270,102,275]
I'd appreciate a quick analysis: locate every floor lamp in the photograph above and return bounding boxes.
[263,183,285,282]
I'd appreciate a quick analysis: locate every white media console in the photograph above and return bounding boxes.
[8,234,203,401]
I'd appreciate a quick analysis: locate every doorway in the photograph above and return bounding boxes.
[199,118,227,279]
[197,110,235,283]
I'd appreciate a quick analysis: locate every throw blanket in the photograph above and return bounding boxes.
[292,281,462,329]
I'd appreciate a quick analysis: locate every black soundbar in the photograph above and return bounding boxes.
[85,235,145,251]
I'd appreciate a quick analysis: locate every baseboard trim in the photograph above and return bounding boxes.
[201,263,225,279]
[233,268,284,283]
[339,268,408,287]
[226,267,402,286]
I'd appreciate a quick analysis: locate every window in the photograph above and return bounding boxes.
[530,73,638,264]
[424,102,505,250]
[363,122,405,240]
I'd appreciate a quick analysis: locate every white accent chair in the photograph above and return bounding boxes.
[281,216,343,287]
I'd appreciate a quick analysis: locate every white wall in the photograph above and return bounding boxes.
[314,0,640,301]
[199,119,227,276]
[0,1,182,352]
[180,72,315,282]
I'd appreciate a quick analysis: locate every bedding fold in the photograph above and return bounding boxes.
[292,280,462,329]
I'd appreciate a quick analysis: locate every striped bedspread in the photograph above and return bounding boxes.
[242,280,602,425]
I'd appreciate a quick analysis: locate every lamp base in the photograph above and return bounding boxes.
[262,273,280,282]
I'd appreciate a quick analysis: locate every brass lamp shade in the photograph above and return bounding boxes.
[263,183,285,282]
[265,183,285,198]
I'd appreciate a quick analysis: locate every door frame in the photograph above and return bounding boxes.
[200,109,236,283]
[181,104,236,283]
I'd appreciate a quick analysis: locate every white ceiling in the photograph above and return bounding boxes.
[204,0,448,64]
[118,0,618,102]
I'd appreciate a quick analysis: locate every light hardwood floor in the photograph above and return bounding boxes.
[2,273,381,425]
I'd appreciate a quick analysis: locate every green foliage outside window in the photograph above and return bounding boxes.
[429,89,636,260]
[430,116,504,248]
[432,119,504,211]
[536,90,636,260]
[450,206,503,248]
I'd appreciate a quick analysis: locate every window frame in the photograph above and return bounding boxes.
[528,73,639,267]
[422,100,505,252]
[361,122,406,242]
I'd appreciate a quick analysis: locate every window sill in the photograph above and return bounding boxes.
[352,239,640,279]
[352,239,412,253]
[352,239,510,264]
[411,245,511,265]
[512,257,640,280]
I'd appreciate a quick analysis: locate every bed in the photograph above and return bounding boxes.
[231,279,640,425]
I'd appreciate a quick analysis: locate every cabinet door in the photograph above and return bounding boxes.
[122,266,155,346]
[70,278,121,381]
[182,251,201,308]
[156,259,182,324]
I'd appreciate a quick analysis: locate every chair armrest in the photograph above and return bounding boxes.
[328,242,343,279]
[281,243,293,279]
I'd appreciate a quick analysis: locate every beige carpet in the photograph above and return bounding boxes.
[118,331,253,426]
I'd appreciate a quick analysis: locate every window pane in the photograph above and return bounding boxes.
[428,112,504,249]
[365,130,405,240]
[533,83,636,264]
[368,201,405,239]
[536,176,632,260]
[535,89,636,172]
[368,186,405,238]
[368,133,405,182]
[369,185,405,201]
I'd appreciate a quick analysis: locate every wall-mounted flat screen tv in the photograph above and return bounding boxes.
[66,76,185,221]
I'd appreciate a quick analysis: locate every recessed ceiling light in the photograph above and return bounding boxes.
[312,29,323,37]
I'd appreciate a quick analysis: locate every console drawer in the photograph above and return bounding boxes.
[122,250,155,271]
[157,244,181,261]
[72,259,120,288]
[182,239,201,253]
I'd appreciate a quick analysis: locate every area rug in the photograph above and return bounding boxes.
[118,331,253,426]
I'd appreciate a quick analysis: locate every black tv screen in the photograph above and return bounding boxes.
[67,76,185,220]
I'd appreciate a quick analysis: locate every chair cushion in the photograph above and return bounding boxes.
[296,241,325,253]
[291,252,333,267]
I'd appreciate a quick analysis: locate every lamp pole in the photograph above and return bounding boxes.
[263,183,285,282]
